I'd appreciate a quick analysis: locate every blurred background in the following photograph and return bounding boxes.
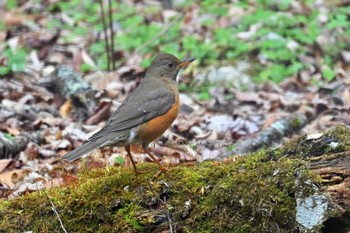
[1,0,349,81]
[0,0,350,195]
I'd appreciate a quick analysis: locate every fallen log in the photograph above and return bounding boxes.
[0,126,350,232]
[233,112,308,155]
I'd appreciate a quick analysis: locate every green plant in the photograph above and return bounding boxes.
[114,156,125,166]
[322,66,336,81]
[0,48,28,76]
[258,0,292,11]
[90,41,108,70]
[0,21,5,30]
[182,35,218,66]
[80,63,93,73]
[201,0,228,16]
[5,0,18,10]
[15,0,348,86]
[3,133,15,140]
[195,82,213,101]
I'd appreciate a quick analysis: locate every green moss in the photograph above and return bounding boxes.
[275,125,350,159]
[3,126,350,232]
[189,157,305,232]
[290,114,303,129]
[0,155,316,233]
[323,125,350,152]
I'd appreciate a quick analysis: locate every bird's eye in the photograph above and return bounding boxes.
[167,62,174,68]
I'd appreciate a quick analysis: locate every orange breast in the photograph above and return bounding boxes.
[138,94,179,145]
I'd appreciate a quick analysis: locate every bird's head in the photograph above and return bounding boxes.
[146,53,195,81]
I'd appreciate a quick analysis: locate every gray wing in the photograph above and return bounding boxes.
[90,84,175,140]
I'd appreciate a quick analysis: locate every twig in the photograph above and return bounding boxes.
[108,0,115,70]
[147,180,174,232]
[98,0,111,71]
[147,180,164,203]
[134,13,183,54]
[44,191,68,233]
[164,196,174,233]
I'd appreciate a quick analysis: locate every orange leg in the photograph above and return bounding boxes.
[142,144,169,172]
[125,145,138,173]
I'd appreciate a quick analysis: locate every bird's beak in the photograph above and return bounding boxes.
[177,57,195,68]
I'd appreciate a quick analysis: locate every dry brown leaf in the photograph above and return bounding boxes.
[235,91,262,104]
[0,169,28,189]
[0,160,13,173]
[85,101,112,125]
[24,142,40,160]
[342,89,350,107]
[59,99,73,118]
[2,11,35,27]
[0,32,6,43]
[5,127,20,136]
[62,173,79,186]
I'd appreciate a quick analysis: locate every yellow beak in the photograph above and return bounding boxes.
[177,57,196,68]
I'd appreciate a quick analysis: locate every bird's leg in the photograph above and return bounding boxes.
[142,144,169,172]
[125,145,138,173]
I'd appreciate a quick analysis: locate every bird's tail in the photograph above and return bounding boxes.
[62,140,100,162]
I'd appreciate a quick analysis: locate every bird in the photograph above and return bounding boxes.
[62,53,195,173]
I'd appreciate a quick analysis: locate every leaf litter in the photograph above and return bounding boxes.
[0,0,350,197]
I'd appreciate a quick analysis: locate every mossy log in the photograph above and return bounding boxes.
[310,152,350,208]
[280,126,350,212]
[1,126,350,232]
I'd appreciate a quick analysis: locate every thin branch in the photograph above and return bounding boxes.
[134,13,183,54]
[44,191,68,233]
[147,181,174,233]
[108,0,116,70]
[164,196,174,233]
[98,0,111,71]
